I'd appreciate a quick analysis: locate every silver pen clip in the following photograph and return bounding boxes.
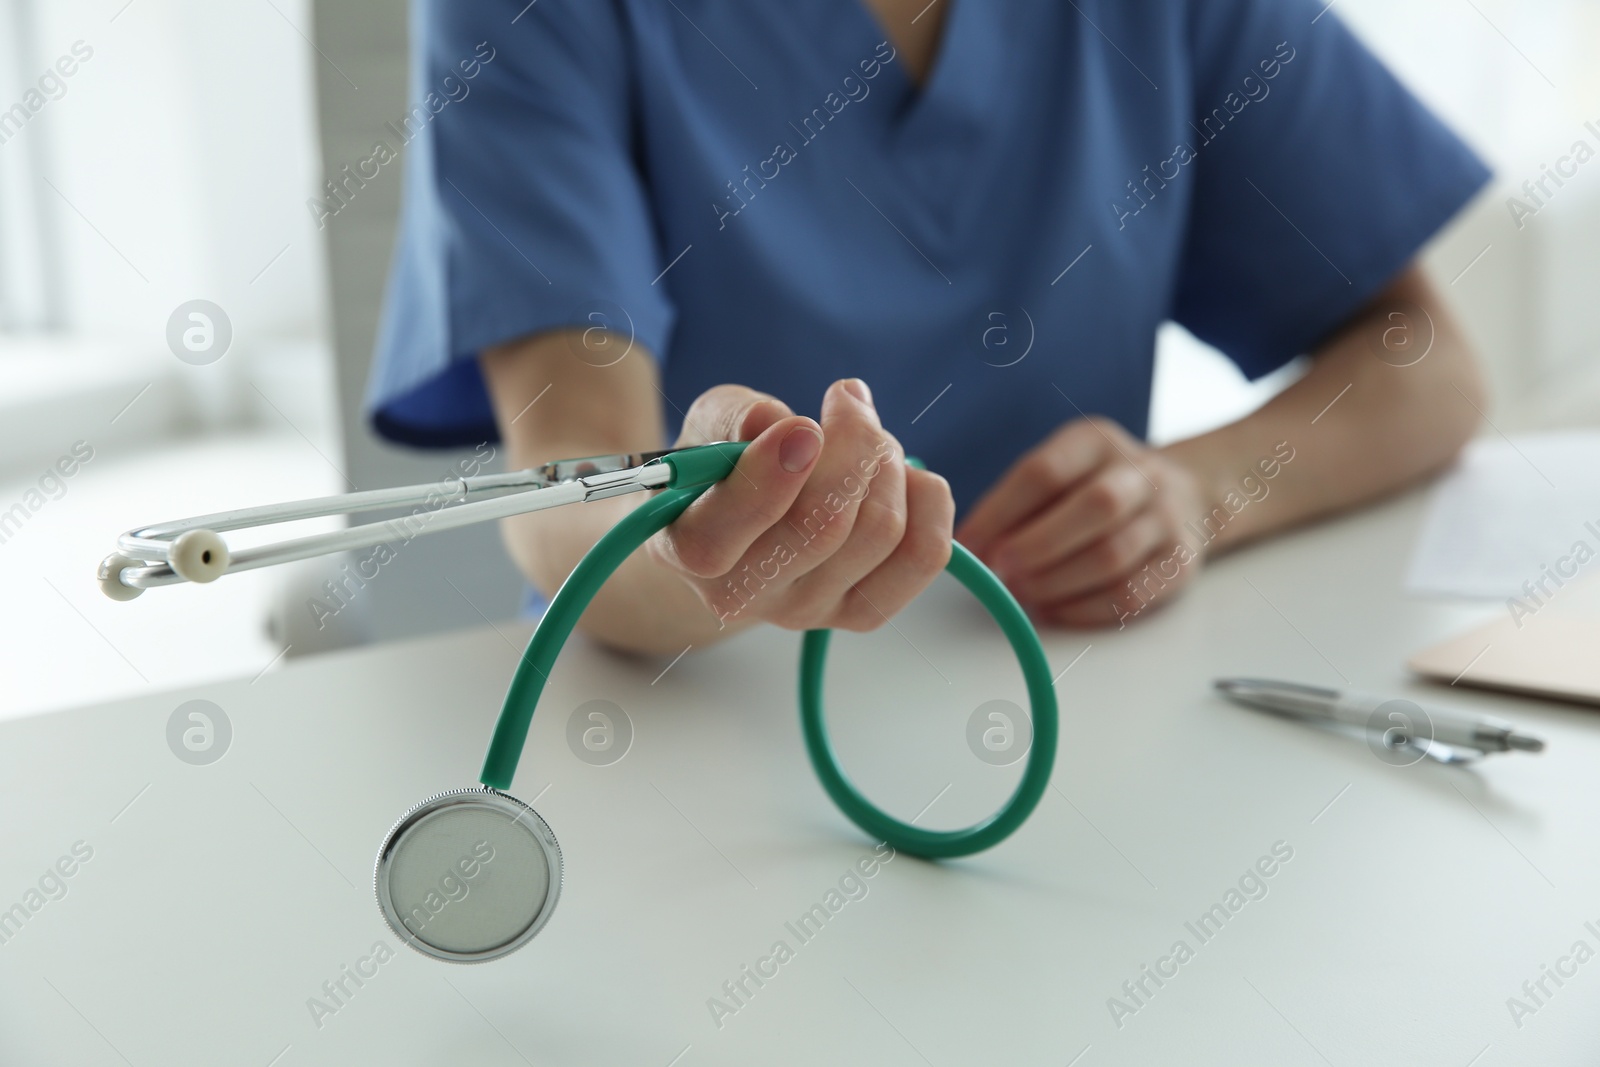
[1397,736,1487,765]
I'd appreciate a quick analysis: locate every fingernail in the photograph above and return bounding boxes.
[843,378,872,405]
[779,425,823,472]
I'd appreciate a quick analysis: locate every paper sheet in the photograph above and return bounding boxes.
[1405,431,1600,598]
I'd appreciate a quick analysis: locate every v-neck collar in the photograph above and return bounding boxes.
[838,0,1008,249]
[854,0,958,113]
[843,0,1002,133]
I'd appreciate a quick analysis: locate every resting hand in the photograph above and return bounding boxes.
[648,379,955,632]
[955,417,1206,627]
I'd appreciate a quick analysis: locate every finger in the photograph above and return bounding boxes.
[991,462,1156,579]
[1037,547,1190,628]
[830,467,956,632]
[674,383,793,447]
[652,412,823,578]
[1038,586,1140,629]
[746,379,892,586]
[778,430,909,626]
[956,420,1112,559]
[1012,507,1170,603]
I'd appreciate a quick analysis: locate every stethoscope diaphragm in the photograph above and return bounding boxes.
[373,788,562,963]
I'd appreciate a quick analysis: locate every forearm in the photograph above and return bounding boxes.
[497,488,756,656]
[1159,266,1485,552]
[481,334,757,656]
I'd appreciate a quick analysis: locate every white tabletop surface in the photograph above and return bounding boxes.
[3,485,1597,1067]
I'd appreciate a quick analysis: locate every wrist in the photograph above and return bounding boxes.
[1158,435,1299,553]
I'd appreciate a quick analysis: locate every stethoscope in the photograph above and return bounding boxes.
[100,442,1058,963]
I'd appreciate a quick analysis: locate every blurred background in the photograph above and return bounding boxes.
[1,0,1596,721]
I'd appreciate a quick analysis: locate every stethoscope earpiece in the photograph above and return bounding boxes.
[374,787,562,963]
[167,529,231,584]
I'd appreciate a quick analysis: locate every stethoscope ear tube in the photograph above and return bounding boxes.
[479,482,705,789]
[481,441,749,787]
[798,542,1058,857]
[479,446,1058,859]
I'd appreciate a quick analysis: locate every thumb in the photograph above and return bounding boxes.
[676,384,793,447]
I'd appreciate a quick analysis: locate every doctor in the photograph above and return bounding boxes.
[368,0,1490,655]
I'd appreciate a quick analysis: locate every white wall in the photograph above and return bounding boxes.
[26,0,326,339]
[0,0,348,720]
[5,0,332,434]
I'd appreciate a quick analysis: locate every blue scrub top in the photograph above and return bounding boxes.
[368,0,1489,514]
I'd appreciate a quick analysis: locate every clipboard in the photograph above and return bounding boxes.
[1409,577,1600,706]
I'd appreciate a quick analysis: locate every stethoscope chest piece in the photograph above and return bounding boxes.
[374,787,562,963]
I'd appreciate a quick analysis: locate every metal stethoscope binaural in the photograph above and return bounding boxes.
[100,442,1058,963]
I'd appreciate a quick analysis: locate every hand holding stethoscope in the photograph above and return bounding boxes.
[100,442,1057,963]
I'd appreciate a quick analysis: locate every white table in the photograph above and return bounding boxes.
[3,486,1596,1067]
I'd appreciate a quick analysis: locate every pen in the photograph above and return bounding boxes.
[1214,678,1545,756]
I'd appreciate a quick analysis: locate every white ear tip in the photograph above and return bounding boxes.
[98,554,146,601]
[169,529,230,584]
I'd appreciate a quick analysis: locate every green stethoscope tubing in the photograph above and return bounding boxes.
[479,442,1058,858]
